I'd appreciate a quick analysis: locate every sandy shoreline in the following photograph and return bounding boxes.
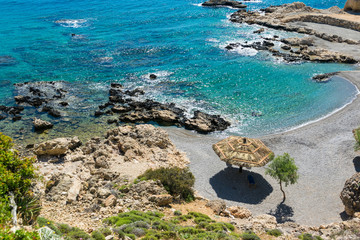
[164,70,360,226]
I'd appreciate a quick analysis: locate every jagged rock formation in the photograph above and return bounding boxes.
[344,0,360,12]
[225,37,357,63]
[340,172,360,216]
[230,3,360,42]
[96,83,231,134]
[202,0,246,9]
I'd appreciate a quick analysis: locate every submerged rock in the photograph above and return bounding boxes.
[0,55,16,66]
[149,74,157,80]
[33,117,53,131]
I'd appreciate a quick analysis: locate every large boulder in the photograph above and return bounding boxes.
[340,173,360,216]
[228,206,252,219]
[148,194,173,206]
[34,137,81,156]
[344,0,360,12]
[206,200,226,215]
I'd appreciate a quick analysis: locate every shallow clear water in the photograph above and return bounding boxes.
[0,0,357,143]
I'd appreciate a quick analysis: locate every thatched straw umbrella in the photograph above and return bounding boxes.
[213,136,273,172]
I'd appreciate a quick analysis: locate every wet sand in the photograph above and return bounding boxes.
[164,71,360,226]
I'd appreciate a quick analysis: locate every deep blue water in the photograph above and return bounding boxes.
[0,0,357,141]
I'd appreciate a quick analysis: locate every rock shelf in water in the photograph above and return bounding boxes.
[0,81,231,135]
[95,83,231,134]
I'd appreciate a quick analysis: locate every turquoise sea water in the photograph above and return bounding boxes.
[0,0,357,142]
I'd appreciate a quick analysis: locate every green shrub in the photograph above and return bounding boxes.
[298,233,323,240]
[0,133,39,225]
[174,210,182,216]
[57,223,72,234]
[126,233,136,240]
[266,228,283,237]
[91,230,106,240]
[99,227,112,236]
[354,128,360,151]
[67,227,91,239]
[0,228,40,240]
[241,232,261,240]
[138,167,195,201]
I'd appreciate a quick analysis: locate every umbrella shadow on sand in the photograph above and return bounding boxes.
[209,167,273,204]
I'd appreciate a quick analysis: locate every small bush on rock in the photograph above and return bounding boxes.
[266,228,283,237]
[241,231,261,240]
[138,167,195,201]
[298,233,323,240]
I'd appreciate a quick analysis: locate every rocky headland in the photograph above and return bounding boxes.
[226,2,360,63]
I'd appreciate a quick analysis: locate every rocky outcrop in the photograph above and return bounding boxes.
[344,0,360,12]
[34,124,189,172]
[33,117,53,131]
[225,38,357,63]
[312,72,339,82]
[230,3,360,43]
[95,84,231,134]
[202,0,246,9]
[0,105,24,121]
[340,172,360,216]
[34,137,81,156]
[14,81,70,118]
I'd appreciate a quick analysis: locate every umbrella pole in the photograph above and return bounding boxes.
[239,166,242,173]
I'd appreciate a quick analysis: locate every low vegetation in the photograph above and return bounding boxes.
[103,210,245,240]
[298,233,323,240]
[266,228,283,237]
[353,128,360,151]
[138,167,195,202]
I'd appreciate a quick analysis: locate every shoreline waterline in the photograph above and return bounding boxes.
[262,71,360,138]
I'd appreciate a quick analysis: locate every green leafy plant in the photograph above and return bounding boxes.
[0,228,40,240]
[353,128,360,151]
[265,153,299,202]
[138,167,195,201]
[0,133,39,225]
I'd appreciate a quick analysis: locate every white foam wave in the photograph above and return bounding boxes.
[234,47,258,56]
[206,38,220,43]
[55,19,88,28]
[191,3,203,7]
